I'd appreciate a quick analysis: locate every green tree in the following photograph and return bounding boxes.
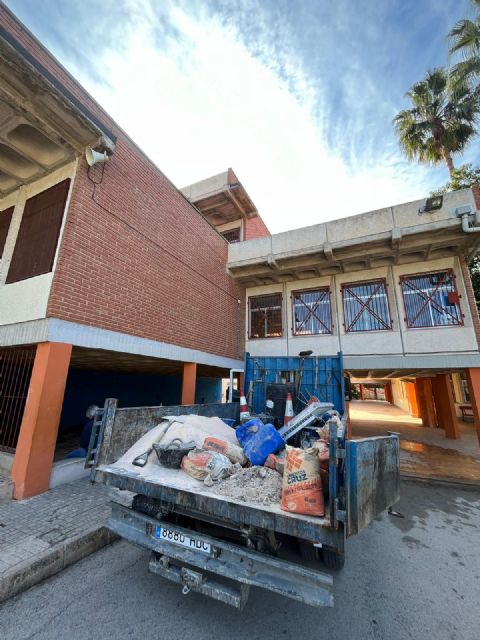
[449,0,480,89]
[393,68,479,176]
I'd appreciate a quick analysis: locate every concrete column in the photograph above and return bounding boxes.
[11,342,72,499]
[416,378,437,429]
[359,384,364,401]
[432,374,459,439]
[181,362,197,405]
[406,382,420,418]
[384,383,393,404]
[465,368,480,445]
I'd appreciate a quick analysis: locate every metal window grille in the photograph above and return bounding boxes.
[342,279,392,332]
[400,269,463,328]
[292,287,332,335]
[0,346,36,453]
[221,227,241,243]
[249,293,283,338]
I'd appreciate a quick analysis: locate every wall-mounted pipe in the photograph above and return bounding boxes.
[461,213,480,234]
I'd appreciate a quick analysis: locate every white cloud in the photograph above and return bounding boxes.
[32,0,468,233]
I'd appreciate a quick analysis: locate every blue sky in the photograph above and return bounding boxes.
[5,0,479,232]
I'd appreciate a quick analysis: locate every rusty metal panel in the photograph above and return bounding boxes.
[94,400,240,468]
[346,435,400,536]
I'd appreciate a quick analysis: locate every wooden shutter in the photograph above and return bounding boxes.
[0,206,14,259]
[6,179,70,284]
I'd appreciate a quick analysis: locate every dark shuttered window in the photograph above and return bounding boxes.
[0,206,14,259]
[6,179,70,284]
[249,293,283,338]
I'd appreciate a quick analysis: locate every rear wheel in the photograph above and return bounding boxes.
[298,540,320,561]
[321,548,345,570]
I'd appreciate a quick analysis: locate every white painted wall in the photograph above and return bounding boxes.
[0,161,77,326]
[245,255,479,360]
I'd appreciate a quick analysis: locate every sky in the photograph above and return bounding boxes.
[4,0,480,233]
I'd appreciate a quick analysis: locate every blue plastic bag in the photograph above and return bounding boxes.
[236,419,284,466]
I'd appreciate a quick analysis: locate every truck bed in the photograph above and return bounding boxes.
[99,462,334,545]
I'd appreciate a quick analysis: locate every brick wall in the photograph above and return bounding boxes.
[244,214,270,240]
[1,6,245,361]
[460,254,480,350]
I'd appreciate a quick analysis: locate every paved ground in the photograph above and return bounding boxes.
[351,400,480,483]
[0,480,115,602]
[0,480,479,640]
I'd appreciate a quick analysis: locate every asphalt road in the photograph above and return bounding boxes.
[1,479,479,640]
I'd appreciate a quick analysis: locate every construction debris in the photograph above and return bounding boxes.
[207,466,283,505]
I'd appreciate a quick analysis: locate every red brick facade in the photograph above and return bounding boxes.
[244,214,270,240]
[460,255,480,349]
[1,6,245,361]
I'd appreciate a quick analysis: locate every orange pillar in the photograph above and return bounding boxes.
[181,362,197,405]
[384,383,393,404]
[406,382,420,418]
[416,378,437,429]
[11,342,72,499]
[359,384,364,400]
[431,374,459,439]
[465,368,480,445]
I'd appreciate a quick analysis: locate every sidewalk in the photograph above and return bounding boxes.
[0,479,117,603]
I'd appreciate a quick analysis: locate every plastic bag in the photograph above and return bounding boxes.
[281,446,324,516]
[181,449,232,482]
[202,437,246,466]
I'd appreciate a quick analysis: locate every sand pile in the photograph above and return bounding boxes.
[207,466,282,505]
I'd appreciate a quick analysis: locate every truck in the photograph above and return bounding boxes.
[86,354,400,609]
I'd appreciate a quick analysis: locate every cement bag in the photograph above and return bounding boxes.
[281,446,324,516]
[181,449,232,481]
[202,437,247,466]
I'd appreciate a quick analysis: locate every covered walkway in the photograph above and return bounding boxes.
[350,400,480,484]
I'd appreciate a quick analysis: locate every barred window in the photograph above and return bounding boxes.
[292,288,332,335]
[221,227,241,243]
[249,293,283,338]
[400,270,462,328]
[342,280,392,332]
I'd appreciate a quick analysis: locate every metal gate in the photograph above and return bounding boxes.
[0,346,36,453]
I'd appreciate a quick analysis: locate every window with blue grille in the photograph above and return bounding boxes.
[400,270,463,328]
[342,280,392,332]
[292,288,332,335]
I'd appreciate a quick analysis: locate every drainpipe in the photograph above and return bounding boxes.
[460,212,480,261]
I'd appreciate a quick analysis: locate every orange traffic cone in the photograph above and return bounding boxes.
[284,392,294,425]
[239,394,250,423]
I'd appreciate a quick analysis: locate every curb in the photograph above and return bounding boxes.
[0,526,118,603]
[400,472,480,489]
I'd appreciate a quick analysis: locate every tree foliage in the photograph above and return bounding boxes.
[449,0,480,90]
[393,68,479,176]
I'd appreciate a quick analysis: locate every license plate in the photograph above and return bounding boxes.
[154,526,211,554]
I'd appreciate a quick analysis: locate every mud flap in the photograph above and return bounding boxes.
[346,435,400,536]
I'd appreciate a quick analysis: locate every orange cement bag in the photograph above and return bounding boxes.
[181,449,232,481]
[281,446,324,516]
[202,437,246,466]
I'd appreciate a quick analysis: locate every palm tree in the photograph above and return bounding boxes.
[393,68,479,176]
[449,0,480,89]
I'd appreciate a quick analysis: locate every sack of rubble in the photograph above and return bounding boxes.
[181,448,232,482]
[281,446,324,517]
[202,437,247,466]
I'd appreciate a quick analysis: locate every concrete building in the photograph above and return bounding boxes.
[0,6,270,499]
[227,187,480,447]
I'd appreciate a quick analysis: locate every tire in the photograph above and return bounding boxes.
[321,548,345,570]
[298,540,320,561]
[131,494,164,520]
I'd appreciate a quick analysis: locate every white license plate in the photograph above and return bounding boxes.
[154,526,211,554]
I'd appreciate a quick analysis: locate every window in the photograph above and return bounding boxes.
[292,287,332,335]
[400,270,463,328]
[221,227,241,243]
[342,279,392,332]
[6,179,70,284]
[0,206,14,259]
[249,293,283,338]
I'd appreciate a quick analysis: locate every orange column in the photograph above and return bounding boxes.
[181,362,197,405]
[431,374,459,439]
[359,384,364,400]
[416,378,437,429]
[384,383,393,404]
[465,368,480,445]
[11,342,72,499]
[406,382,420,418]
